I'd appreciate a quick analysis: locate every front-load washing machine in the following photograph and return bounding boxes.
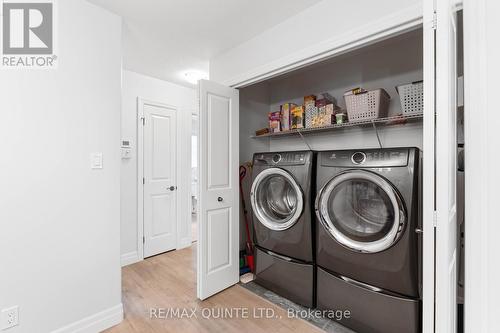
[315,148,421,333]
[251,151,314,307]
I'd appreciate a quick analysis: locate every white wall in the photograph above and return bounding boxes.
[121,70,196,265]
[210,0,422,86]
[0,1,122,332]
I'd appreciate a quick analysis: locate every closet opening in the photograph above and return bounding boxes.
[236,27,428,333]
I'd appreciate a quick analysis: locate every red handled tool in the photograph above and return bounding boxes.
[239,164,254,272]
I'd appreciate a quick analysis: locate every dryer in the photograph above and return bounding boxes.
[315,148,421,333]
[251,151,314,307]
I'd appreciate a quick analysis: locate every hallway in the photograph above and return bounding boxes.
[106,245,320,333]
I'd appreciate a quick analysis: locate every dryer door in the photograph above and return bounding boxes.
[251,168,304,231]
[316,170,406,253]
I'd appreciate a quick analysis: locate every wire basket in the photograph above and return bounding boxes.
[396,81,423,115]
[344,88,390,122]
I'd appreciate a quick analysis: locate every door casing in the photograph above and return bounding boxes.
[463,0,498,332]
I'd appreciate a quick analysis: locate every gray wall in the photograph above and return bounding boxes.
[267,29,423,152]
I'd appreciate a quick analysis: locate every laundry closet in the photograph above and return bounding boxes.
[237,28,424,333]
[197,3,464,332]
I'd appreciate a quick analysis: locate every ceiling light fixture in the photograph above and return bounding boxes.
[183,70,208,85]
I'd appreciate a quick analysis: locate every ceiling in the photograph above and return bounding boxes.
[88,0,322,87]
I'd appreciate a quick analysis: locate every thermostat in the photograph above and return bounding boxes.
[121,139,132,159]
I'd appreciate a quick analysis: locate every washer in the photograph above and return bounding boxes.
[315,148,421,333]
[251,151,314,307]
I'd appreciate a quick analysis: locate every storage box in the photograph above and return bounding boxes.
[280,103,296,131]
[304,95,317,108]
[311,103,335,127]
[325,103,337,117]
[269,111,281,133]
[291,106,305,129]
[396,81,423,115]
[255,128,270,136]
[316,93,336,108]
[305,105,318,128]
[344,88,390,122]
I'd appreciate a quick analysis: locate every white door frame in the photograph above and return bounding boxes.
[137,97,192,261]
[223,6,423,88]
[190,111,199,219]
[221,10,440,329]
[421,1,436,332]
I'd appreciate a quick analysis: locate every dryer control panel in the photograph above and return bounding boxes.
[321,148,409,168]
[254,151,311,166]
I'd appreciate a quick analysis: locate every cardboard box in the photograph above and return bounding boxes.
[305,105,318,128]
[269,111,281,133]
[316,99,328,108]
[291,106,305,129]
[255,128,270,136]
[310,103,339,127]
[316,105,327,127]
[325,103,335,116]
[280,103,296,131]
[304,95,317,108]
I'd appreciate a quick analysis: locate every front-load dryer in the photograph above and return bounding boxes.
[315,148,421,333]
[251,151,314,307]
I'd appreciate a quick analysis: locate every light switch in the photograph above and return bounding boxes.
[90,152,103,169]
[121,148,132,159]
[1,306,19,330]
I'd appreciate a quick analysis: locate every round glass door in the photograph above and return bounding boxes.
[315,170,406,253]
[250,168,304,231]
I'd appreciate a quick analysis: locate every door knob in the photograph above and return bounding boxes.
[218,197,223,202]
[168,186,177,191]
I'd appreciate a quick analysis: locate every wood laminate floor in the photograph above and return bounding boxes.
[105,244,321,333]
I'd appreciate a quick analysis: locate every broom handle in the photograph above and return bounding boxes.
[239,166,253,251]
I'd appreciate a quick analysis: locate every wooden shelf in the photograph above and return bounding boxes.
[251,113,423,139]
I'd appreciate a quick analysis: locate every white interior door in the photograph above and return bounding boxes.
[435,0,459,331]
[143,101,178,258]
[422,2,437,331]
[197,79,239,300]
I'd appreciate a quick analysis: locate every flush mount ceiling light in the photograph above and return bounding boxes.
[183,70,208,85]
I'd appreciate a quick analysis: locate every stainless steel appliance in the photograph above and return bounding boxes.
[315,148,422,333]
[251,151,314,307]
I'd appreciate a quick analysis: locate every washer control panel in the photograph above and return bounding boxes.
[255,151,310,165]
[351,152,367,165]
[322,148,409,167]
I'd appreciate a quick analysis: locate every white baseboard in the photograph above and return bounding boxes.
[121,251,140,267]
[52,303,123,333]
[177,238,192,250]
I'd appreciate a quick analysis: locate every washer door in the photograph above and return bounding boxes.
[315,170,406,253]
[251,168,304,231]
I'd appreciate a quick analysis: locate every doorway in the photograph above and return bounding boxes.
[137,98,192,259]
[140,99,178,258]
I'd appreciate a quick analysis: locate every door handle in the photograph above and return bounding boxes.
[217,197,223,202]
[168,186,177,191]
[340,275,383,293]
